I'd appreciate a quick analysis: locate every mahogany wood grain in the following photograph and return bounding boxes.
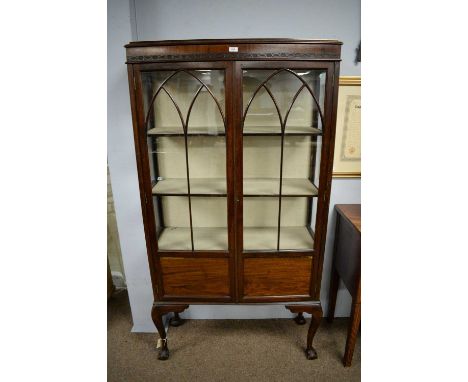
[127,65,161,300]
[126,38,342,47]
[225,62,238,301]
[326,262,340,323]
[126,39,342,360]
[327,204,361,367]
[310,61,340,300]
[151,303,189,360]
[160,258,230,297]
[243,257,312,297]
[285,303,323,359]
[233,61,244,301]
[344,293,360,367]
[333,207,361,295]
[126,40,342,64]
[335,204,361,232]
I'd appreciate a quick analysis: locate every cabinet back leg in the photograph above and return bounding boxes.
[169,312,184,327]
[294,312,307,325]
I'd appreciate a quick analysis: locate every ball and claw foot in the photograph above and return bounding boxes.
[169,312,184,327]
[158,347,169,361]
[294,312,306,325]
[306,347,318,360]
[158,338,170,361]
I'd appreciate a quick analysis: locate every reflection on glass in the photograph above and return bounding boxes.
[242,69,325,251]
[157,196,228,251]
[143,70,225,135]
[152,136,227,195]
[142,70,228,251]
[243,69,326,134]
[278,197,314,251]
[243,196,316,251]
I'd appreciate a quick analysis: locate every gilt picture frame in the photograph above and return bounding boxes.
[333,76,361,178]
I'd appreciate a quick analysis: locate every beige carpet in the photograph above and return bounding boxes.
[108,290,360,382]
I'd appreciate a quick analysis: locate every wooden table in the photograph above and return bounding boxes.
[327,204,361,367]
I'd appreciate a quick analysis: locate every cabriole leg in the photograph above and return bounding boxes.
[305,306,323,360]
[151,305,169,360]
[151,303,189,360]
[286,303,323,360]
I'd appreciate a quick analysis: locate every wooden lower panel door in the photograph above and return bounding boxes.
[243,257,312,298]
[160,257,231,299]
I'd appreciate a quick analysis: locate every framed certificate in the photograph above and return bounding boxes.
[333,76,361,178]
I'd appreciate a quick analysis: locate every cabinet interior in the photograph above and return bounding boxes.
[142,68,326,252]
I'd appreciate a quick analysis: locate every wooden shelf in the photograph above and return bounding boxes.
[148,127,225,136]
[244,178,318,197]
[157,226,313,251]
[153,178,226,196]
[243,126,322,136]
[147,126,321,136]
[244,227,314,251]
[152,178,318,197]
[158,227,228,250]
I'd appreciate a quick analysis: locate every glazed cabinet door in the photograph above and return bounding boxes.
[132,62,235,301]
[236,62,335,301]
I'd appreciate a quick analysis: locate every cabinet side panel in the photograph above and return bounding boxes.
[127,64,160,300]
[243,257,312,297]
[311,61,341,299]
[160,258,230,297]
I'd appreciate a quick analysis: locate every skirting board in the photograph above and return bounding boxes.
[130,294,352,333]
[132,315,170,333]
[132,306,297,333]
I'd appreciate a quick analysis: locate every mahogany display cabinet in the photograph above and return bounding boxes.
[125,39,342,360]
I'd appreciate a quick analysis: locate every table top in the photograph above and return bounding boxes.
[335,204,361,233]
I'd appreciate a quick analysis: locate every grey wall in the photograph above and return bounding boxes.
[108,0,155,331]
[108,0,361,331]
[133,0,360,75]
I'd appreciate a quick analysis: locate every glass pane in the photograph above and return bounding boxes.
[243,69,326,134]
[143,70,225,135]
[243,197,278,250]
[142,70,227,251]
[153,136,226,194]
[156,196,228,251]
[242,69,325,251]
[279,197,314,251]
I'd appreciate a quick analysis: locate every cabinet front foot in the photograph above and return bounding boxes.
[151,303,189,360]
[158,340,170,361]
[305,347,318,360]
[286,302,323,360]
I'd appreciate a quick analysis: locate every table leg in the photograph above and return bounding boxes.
[343,300,360,367]
[327,264,340,323]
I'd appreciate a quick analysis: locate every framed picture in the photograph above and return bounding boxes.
[333,76,361,178]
